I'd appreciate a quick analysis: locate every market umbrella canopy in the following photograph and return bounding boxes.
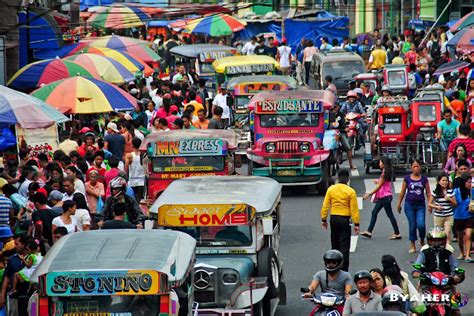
[69,47,153,77]
[86,4,149,29]
[446,28,474,53]
[31,77,138,114]
[7,58,95,91]
[81,35,160,64]
[64,53,135,85]
[183,13,246,37]
[0,85,69,128]
[450,12,474,32]
[433,60,470,76]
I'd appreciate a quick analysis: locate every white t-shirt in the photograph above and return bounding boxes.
[52,216,77,234]
[73,208,91,232]
[241,41,257,55]
[74,179,86,196]
[277,46,292,68]
[212,93,230,119]
[18,179,32,198]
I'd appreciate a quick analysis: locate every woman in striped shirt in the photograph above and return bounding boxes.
[429,174,456,245]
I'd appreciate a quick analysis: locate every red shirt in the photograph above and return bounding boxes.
[448,137,474,159]
[104,168,120,193]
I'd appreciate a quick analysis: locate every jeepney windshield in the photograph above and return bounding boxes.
[174,225,252,247]
[388,70,406,85]
[50,295,165,315]
[200,63,214,74]
[152,156,225,172]
[418,105,437,122]
[236,96,251,110]
[382,114,402,134]
[324,61,364,80]
[259,113,320,127]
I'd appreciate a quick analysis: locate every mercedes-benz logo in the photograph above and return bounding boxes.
[194,269,212,290]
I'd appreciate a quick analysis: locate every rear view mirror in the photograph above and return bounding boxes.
[262,216,273,235]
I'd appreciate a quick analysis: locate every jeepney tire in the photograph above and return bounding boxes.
[257,247,280,299]
[252,298,271,316]
[315,161,329,195]
[278,281,287,305]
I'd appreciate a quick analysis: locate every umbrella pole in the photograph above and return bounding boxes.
[420,0,452,46]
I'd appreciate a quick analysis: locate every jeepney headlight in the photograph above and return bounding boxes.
[300,143,310,153]
[222,272,238,284]
[265,142,276,153]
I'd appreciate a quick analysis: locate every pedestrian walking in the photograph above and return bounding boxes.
[303,40,317,85]
[396,159,431,253]
[428,174,456,245]
[321,169,360,271]
[453,174,474,261]
[361,158,401,240]
[125,138,146,202]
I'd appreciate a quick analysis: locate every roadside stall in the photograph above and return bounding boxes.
[246,90,335,194]
[29,230,196,316]
[150,176,286,315]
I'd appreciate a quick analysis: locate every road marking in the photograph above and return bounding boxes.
[357,197,363,210]
[351,168,359,177]
[350,235,358,252]
[363,179,376,194]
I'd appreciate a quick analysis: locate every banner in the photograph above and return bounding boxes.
[16,124,59,158]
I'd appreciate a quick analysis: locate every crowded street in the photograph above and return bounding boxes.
[0,1,473,315]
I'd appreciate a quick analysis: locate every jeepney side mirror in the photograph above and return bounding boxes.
[262,216,274,235]
[379,124,385,130]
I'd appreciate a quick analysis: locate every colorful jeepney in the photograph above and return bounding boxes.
[212,55,279,87]
[226,75,298,122]
[29,230,196,316]
[140,130,240,200]
[170,44,236,91]
[247,90,335,193]
[150,176,285,315]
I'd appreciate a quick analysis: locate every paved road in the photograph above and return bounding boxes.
[273,154,474,315]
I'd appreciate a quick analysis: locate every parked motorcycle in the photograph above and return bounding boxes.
[300,288,345,316]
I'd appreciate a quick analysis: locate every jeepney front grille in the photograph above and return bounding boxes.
[276,141,300,154]
[195,291,215,303]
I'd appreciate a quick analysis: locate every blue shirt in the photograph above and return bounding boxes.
[453,188,474,220]
[340,101,365,114]
[437,119,460,140]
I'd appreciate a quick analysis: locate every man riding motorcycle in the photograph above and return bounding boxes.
[340,90,367,148]
[102,176,144,227]
[303,250,352,298]
[329,103,356,170]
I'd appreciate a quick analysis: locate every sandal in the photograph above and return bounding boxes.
[361,231,372,238]
[389,234,402,240]
[465,257,474,263]
[408,247,416,254]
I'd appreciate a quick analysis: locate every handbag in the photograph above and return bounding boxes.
[407,278,426,314]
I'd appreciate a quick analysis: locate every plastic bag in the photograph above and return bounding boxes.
[96,197,104,214]
[323,129,338,150]
[408,278,426,314]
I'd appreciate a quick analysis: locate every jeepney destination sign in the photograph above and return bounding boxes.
[45,270,163,296]
[199,51,232,62]
[158,204,255,226]
[255,99,322,113]
[226,64,274,75]
[155,138,224,156]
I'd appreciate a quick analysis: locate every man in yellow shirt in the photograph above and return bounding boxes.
[321,169,360,271]
[367,42,388,70]
[391,51,404,65]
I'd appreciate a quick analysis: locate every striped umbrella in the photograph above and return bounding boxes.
[64,53,135,85]
[446,28,474,53]
[69,47,153,77]
[31,77,138,114]
[7,58,95,91]
[183,13,246,37]
[450,12,474,32]
[0,85,68,128]
[86,4,149,30]
[81,35,160,64]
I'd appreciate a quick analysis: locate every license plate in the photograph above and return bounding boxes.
[277,170,296,176]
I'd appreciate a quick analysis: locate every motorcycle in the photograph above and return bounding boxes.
[300,288,345,316]
[345,112,362,156]
[413,263,465,316]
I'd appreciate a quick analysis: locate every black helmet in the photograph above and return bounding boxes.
[323,250,344,272]
[354,270,372,283]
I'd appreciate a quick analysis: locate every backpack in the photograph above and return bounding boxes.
[408,72,417,90]
[430,40,440,60]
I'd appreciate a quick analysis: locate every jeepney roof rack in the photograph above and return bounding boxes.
[150,176,282,216]
[318,49,357,56]
[30,230,196,284]
[384,64,407,69]
[377,96,411,110]
[411,96,442,103]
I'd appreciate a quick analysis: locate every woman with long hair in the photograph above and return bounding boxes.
[361,157,401,239]
[396,159,431,253]
[369,268,386,296]
[453,174,474,261]
[381,255,409,296]
[444,144,471,177]
[428,174,456,245]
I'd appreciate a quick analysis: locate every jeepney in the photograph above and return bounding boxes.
[29,230,196,316]
[309,50,366,97]
[226,75,298,123]
[246,90,335,193]
[383,64,409,96]
[212,55,280,87]
[170,44,236,92]
[150,176,285,315]
[140,129,240,200]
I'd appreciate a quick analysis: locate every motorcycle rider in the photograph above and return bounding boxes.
[340,90,367,149]
[329,103,356,170]
[303,250,352,298]
[343,270,383,315]
[412,227,464,283]
[101,176,144,228]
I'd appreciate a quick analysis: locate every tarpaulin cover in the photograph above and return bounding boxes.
[234,17,349,52]
[80,0,114,11]
[0,128,16,151]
